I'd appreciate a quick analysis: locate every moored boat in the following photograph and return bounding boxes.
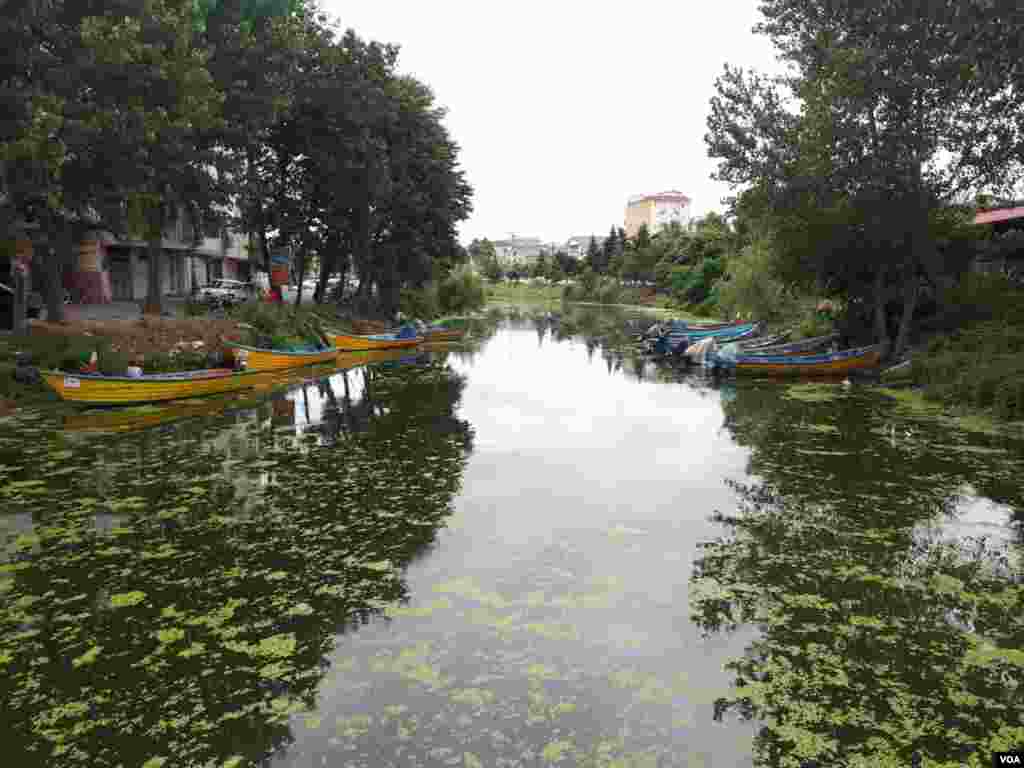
[42,367,267,406]
[707,340,884,376]
[223,340,342,371]
[651,322,762,355]
[331,331,423,351]
[717,332,839,358]
[683,330,792,363]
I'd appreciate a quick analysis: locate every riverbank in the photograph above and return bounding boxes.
[485,281,704,319]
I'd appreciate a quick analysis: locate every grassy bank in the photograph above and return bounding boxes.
[876,274,1024,421]
[486,281,563,304]
[485,280,705,318]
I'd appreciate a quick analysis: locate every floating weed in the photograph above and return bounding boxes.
[108,590,146,609]
[450,687,496,708]
[286,602,314,617]
[783,383,843,403]
[335,713,373,739]
[541,738,575,763]
[71,644,102,668]
[383,597,452,619]
[524,621,579,641]
[463,753,484,768]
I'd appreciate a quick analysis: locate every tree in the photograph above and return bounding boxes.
[75,0,231,315]
[706,0,1022,357]
[554,249,576,277]
[600,226,617,274]
[585,235,600,272]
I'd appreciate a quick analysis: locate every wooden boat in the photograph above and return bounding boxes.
[653,322,762,355]
[684,330,790,363]
[669,318,748,330]
[42,367,266,406]
[719,332,839,357]
[331,331,422,351]
[736,330,792,349]
[709,342,885,376]
[59,349,420,422]
[222,340,342,371]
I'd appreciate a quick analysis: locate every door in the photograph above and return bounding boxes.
[108,249,133,300]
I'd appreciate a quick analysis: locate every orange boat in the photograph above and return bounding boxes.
[710,343,884,376]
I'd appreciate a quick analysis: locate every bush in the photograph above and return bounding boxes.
[912,321,1024,419]
[438,266,486,314]
[716,239,801,323]
[400,283,440,320]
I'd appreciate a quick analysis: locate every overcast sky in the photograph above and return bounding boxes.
[322,0,784,245]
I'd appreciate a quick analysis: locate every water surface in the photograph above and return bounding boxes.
[2,307,1022,767]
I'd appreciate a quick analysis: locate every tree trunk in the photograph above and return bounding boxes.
[46,216,69,323]
[143,234,163,315]
[892,271,920,360]
[293,247,306,307]
[872,265,890,355]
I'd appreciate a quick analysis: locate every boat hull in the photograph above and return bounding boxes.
[42,368,265,405]
[223,341,342,371]
[332,332,422,351]
[715,344,884,375]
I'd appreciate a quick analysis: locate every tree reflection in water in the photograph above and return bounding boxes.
[0,359,474,768]
[691,381,1024,767]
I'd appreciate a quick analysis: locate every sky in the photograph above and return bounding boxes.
[321,0,785,246]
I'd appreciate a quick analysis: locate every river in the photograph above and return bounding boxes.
[2,305,1022,767]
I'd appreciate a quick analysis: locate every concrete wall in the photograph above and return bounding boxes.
[625,199,655,238]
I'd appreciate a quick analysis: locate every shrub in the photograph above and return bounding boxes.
[716,240,801,324]
[184,298,208,317]
[400,283,440,320]
[438,266,486,315]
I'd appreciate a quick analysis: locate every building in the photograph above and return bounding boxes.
[100,204,252,302]
[973,203,1024,276]
[4,205,252,304]
[492,236,544,268]
[564,235,607,261]
[624,191,692,238]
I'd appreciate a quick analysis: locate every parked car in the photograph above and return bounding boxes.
[200,279,256,305]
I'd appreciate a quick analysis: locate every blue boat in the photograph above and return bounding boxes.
[650,322,761,356]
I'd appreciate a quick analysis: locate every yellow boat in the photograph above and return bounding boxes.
[60,349,421,428]
[222,340,343,371]
[42,367,267,406]
[330,332,422,351]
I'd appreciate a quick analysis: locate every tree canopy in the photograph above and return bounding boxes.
[705,0,1024,356]
[1,0,473,318]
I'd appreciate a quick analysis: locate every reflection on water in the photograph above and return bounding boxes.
[1,306,1022,767]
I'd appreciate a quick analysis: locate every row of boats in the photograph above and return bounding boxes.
[640,319,884,375]
[42,323,468,407]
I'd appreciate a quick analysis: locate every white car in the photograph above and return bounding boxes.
[200,279,255,305]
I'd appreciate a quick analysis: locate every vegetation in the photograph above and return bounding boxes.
[911,274,1024,419]
[400,265,486,320]
[704,0,1024,359]
[1,0,471,321]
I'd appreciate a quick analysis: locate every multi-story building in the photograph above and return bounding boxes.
[624,191,692,238]
[492,236,544,268]
[4,205,252,304]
